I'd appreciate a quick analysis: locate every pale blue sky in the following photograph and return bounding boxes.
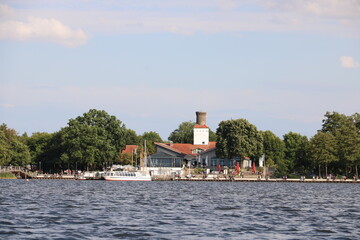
[0,0,359,140]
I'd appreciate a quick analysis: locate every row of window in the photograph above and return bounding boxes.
[148,158,182,167]
[107,172,136,177]
[194,129,208,132]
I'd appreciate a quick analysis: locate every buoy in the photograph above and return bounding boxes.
[26,179,29,182]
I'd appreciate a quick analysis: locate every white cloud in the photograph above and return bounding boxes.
[0,4,89,47]
[259,0,360,18]
[2,1,359,38]
[0,3,14,18]
[0,103,15,108]
[340,56,360,68]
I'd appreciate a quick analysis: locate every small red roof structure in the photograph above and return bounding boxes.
[194,124,209,128]
[121,145,138,154]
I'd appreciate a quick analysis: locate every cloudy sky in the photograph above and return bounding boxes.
[0,0,359,140]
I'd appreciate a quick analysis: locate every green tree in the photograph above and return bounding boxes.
[141,131,163,155]
[350,113,360,131]
[209,130,217,142]
[336,123,360,177]
[117,153,132,165]
[321,111,360,177]
[168,121,196,143]
[321,111,349,134]
[283,132,309,174]
[124,129,141,145]
[168,121,216,143]
[26,132,53,170]
[309,131,337,177]
[262,130,285,165]
[0,130,10,165]
[262,130,287,176]
[216,119,263,159]
[0,124,30,166]
[60,109,127,171]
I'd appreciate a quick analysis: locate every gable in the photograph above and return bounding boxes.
[150,144,184,158]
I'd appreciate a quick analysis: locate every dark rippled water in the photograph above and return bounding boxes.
[0,180,359,239]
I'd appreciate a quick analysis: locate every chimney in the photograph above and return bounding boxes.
[196,111,206,125]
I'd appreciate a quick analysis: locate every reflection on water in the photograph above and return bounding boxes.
[0,180,359,239]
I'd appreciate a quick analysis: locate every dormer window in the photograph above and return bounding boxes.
[192,148,204,154]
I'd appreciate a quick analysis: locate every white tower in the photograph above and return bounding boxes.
[193,112,209,145]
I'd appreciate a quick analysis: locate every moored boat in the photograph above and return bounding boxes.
[76,175,87,180]
[103,170,151,181]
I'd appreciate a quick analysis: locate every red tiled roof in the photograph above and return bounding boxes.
[194,124,209,128]
[121,145,138,154]
[155,142,216,156]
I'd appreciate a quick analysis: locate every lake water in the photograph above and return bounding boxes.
[0,180,359,239]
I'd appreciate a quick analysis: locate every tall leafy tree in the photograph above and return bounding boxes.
[60,109,127,171]
[350,113,360,131]
[321,111,360,177]
[321,111,349,134]
[25,132,64,172]
[262,130,287,175]
[0,124,30,166]
[262,130,285,164]
[26,132,53,170]
[216,119,263,159]
[124,129,141,145]
[168,121,216,143]
[141,131,163,155]
[283,132,309,174]
[309,131,337,177]
[0,130,10,166]
[336,123,360,177]
[168,121,194,143]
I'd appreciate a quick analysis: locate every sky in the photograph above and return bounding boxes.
[0,0,359,140]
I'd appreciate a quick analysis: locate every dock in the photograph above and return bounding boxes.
[174,177,359,183]
[0,166,102,180]
[1,167,358,183]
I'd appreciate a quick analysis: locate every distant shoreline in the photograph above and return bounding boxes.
[1,177,358,183]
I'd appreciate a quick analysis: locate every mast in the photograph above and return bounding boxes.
[143,140,147,170]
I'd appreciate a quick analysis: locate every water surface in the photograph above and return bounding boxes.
[0,180,359,239]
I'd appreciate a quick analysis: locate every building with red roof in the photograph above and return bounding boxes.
[148,112,255,175]
[121,145,138,154]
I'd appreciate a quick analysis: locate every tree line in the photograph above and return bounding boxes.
[0,109,162,172]
[1,110,359,177]
[166,111,360,178]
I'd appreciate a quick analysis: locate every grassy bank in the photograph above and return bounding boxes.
[0,172,17,179]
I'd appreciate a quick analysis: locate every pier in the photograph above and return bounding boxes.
[174,177,358,183]
[0,166,101,180]
[1,167,358,183]
[173,173,359,183]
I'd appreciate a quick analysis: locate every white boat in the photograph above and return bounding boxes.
[104,140,152,181]
[103,170,151,181]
